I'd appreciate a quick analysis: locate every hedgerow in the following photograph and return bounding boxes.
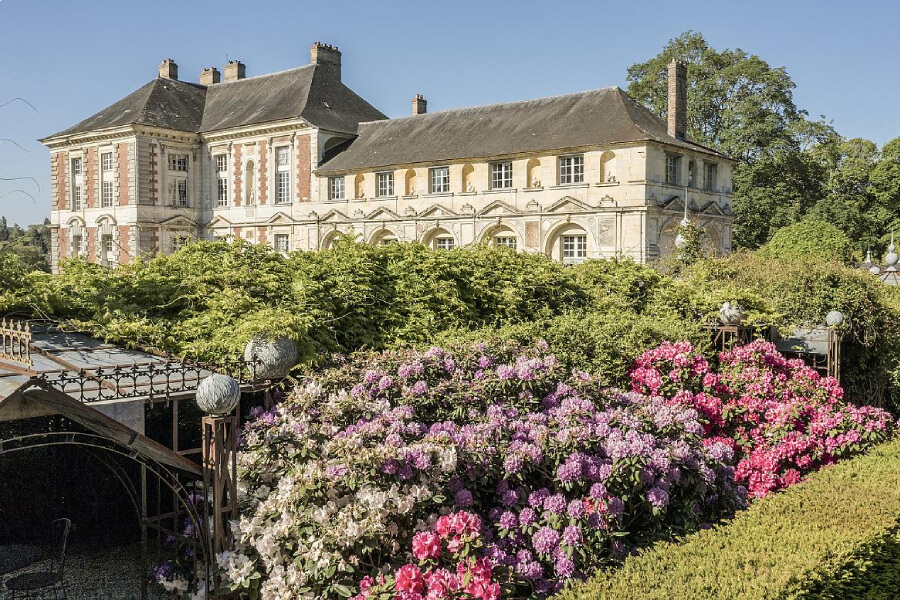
[2,239,899,410]
[557,437,900,600]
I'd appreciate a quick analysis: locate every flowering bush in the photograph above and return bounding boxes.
[630,340,896,498]
[224,342,744,599]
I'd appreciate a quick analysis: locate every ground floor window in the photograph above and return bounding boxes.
[494,236,517,249]
[561,234,587,264]
[100,234,114,266]
[434,237,455,251]
[274,234,290,253]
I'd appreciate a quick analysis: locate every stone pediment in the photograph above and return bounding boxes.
[207,215,232,228]
[477,200,520,217]
[320,209,349,223]
[698,201,726,217]
[545,196,592,213]
[417,204,458,219]
[366,207,401,221]
[265,211,293,225]
[159,215,197,228]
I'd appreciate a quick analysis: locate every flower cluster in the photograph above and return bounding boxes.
[631,340,896,498]
[224,342,744,599]
[352,511,502,600]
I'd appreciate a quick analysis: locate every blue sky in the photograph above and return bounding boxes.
[1,0,898,226]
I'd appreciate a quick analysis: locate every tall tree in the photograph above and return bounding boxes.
[626,32,836,249]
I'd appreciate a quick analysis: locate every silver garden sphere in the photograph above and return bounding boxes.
[196,373,241,416]
[674,233,686,249]
[718,302,744,326]
[826,310,845,327]
[244,335,298,380]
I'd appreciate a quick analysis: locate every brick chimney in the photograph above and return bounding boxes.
[667,59,687,140]
[224,60,246,82]
[200,67,221,86]
[311,42,341,80]
[412,94,427,115]
[158,59,178,80]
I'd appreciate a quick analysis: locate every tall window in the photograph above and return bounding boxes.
[434,237,455,251]
[704,163,718,191]
[376,172,394,197]
[215,155,228,206]
[490,162,513,190]
[274,233,290,254]
[665,154,680,185]
[71,157,83,210]
[430,167,450,193]
[173,179,188,207]
[561,234,587,264]
[495,236,517,249]
[276,147,291,204]
[72,234,83,257]
[329,176,345,200]
[558,155,584,185]
[172,235,189,253]
[100,234,114,267]
[169,154,188,172]
[100,152,114,208]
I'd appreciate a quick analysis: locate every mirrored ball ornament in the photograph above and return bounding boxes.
[826,310,845,327]
[244,335,299,380]
[195,373,241,416]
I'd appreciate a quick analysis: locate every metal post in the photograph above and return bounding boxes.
[202,415,238,598]
[141,465,149,600]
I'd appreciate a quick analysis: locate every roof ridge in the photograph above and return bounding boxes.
[209,63,314,87]
[356,86,623,128]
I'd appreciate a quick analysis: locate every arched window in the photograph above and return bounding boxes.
[526,158,541,188]
[599,151,616,183]
[245,160,256,205]
[96,216,118,267]
[67,219,85,258]
[482,225,519,250]
[547,223,589,264]
[424,228,456,251]
[370,229,399,246]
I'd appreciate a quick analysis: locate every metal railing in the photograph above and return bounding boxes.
[0,317,33,368]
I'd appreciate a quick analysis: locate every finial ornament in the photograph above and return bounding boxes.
[886,230,898,268]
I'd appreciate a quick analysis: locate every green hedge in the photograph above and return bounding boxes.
[559,439,900,600]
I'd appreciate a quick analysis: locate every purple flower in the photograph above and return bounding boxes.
[501,489,519,506]
[409,380,429,395]
[454,489,474,507]
[528,488,550,508]
[478,355,494,369]
[532,526,561,555]
[606,497,625,517]
[377,375,394,391]
[562,525,583,547]
[518,507,537,526]
[554,553,575,578]
[543,494,567,515]
[496,365,515,380]
[556,460,582,483]
[498,511,518,529]
[647,487,669,508]
[325,464,348,479]
[566,499,585,519]
[517,560,543,579]
[363,370,380,384]
[589,483,607,499]
[504,454,525,475]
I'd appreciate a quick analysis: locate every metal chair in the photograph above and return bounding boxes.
[4,518,71,599]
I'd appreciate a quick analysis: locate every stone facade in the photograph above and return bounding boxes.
[42,48,734,272]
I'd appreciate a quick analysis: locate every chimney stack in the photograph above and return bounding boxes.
[311,42,341,80]
[412,94,427,115]
[200,67,221,86]
[158,59,178,80]
[224,60,246,82]
[667,59,687,140]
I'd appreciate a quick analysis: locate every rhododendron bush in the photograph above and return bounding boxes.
[630,340,896,498]
[223,343,744,599]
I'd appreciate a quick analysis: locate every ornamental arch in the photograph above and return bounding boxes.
[544,221,592,264]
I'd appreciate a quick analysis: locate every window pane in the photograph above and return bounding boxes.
[329,177,345,200]
[101,152,113,171]
[495,236,516,249]
[491,162,512,189]
[435,237,455,250]
[377,172,394,197]
[277,171,290,203]
[562,234,587,264]
[430,167,449,193]
[276,147,290,167]
[102,181,114,207]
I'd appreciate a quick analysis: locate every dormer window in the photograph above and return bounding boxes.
[490,162,513,190]
[665,154,681,185]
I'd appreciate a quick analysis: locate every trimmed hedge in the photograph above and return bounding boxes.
[559,439,900,600]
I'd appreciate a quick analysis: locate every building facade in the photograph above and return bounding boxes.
[41,45,734,271]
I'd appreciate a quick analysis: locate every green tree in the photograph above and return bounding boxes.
[626,31,837,249]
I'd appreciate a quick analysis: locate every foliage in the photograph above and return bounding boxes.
[630,341,895,497]
[557,437,900,600]
[223,342,744,599]
[760,219,853,264]
[0,217,51,272]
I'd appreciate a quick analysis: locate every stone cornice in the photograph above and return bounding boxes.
[201,119,311,143]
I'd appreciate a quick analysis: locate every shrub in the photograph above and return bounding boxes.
[761,219,854,264]
[223,342,743,599]
[630,340,895,498]
[558,438,900,600]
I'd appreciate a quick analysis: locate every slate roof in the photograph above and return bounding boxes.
[318,87,727,174]
[43,64,386,140]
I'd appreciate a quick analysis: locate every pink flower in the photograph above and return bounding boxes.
[412,531,442,561]
[395,564,425,594]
